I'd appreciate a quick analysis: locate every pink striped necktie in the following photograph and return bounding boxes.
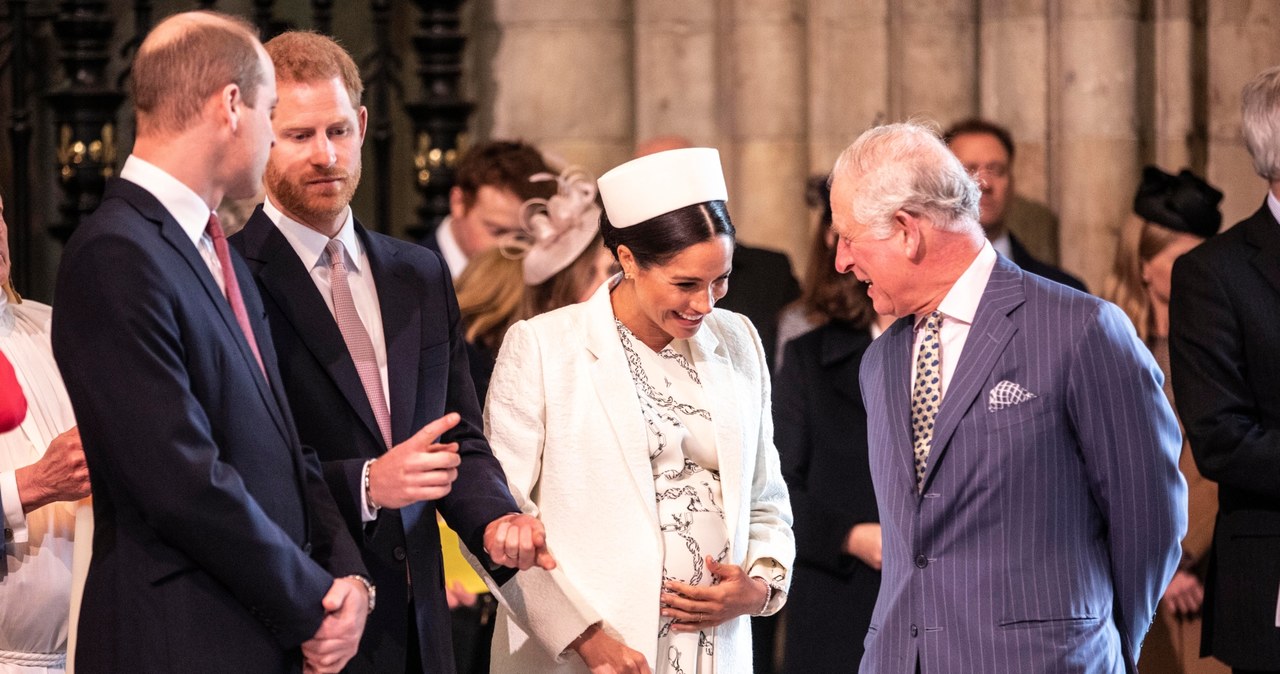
[205,213,266,377]
[325,239,393,449]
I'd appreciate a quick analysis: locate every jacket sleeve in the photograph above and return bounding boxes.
[1067,301,1186,666]
[1169,250,1280,499]
[480,320,603,661]
[737,314,795,615]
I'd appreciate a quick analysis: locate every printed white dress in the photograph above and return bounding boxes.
[616,320,725,674]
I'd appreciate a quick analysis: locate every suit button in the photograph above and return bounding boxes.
[915,554,928,568]
[301,542,313,555]
[910,624,919,637]
[393,546,407,562]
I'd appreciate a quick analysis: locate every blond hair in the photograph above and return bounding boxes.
[1101,213,1187,344]
[456,249,525,355]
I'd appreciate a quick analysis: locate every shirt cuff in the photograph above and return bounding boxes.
[0,469,28,545]
[359,460,378,523]
[748,557,788,616]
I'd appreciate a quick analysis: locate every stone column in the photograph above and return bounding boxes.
[486,0,632,176]
[980,0,1050,203]
[1205,1,1280,227]
[633,1,720,147]
[1050,0,1141,290]
[891,0,978,124]
[806,0,889,173]
[723,0,809,261]
[1149,0,1197,172]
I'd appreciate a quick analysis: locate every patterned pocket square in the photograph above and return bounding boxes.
[988,380,1037,412]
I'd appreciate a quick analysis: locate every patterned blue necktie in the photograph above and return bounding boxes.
[911,311,943,492]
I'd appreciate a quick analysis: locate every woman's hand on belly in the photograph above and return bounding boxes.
[660,556,769,632]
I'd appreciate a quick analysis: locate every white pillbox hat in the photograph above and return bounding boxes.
[598,148,728,228]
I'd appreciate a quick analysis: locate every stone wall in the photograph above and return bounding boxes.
[468,0,1280,290]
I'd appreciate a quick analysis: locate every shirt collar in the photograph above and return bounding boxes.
[1267,190,1280,226]
[435,216,468,279]
[119,155,215,248]
[989,230,1013,259]
[915,239,998,329]
[263,196,361,273]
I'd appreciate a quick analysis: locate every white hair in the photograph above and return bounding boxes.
[831,122,982,239]
[1242,65,1280,181]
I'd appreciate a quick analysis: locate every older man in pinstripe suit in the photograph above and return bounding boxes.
[830,122,1186,674]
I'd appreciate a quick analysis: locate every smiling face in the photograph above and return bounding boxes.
[264,75,366,235]
[831,174,918,318]
[615,236,733,350]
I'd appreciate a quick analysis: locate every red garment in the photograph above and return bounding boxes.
[0,352,27,432]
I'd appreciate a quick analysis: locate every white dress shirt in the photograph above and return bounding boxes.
[0,298,80,672]
[910,241,998,401]
[263,198,387,522]
[118,156,223,292]
[434,216,469,280]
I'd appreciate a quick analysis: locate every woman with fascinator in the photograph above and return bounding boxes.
[454,167,616,403]
[1102,166,1227,674]
[483,148,794,673]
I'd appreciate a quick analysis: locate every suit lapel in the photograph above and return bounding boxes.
[880,317,918,493]
[690,320,743,547]
[921,258,1025,491]
[582,283,660,530]
[146,196,292,444]
[239,209,386,451]
[1244,204,1280,298]
[363,225,419,446]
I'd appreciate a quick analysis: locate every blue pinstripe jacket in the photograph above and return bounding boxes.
[859,256,1186,674]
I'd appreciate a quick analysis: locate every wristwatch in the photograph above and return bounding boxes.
[344,574,377,614]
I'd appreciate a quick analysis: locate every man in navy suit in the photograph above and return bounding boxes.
[831,122,1185,673]
[50,12,370,674]
[229,31,553,674]
[1171,65,1280,674]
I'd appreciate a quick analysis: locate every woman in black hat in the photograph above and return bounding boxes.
[1102,166,1226,674]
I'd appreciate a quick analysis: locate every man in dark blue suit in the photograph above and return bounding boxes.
[230,31,553,674]
[50,12,370,674]
[832,122,1184,674]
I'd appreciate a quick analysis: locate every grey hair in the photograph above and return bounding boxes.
[831,121,982,239]
[1242,65,1280,181]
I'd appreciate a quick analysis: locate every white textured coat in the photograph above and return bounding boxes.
[482,279,794,673]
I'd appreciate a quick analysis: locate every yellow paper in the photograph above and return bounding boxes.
[439,518,490,595]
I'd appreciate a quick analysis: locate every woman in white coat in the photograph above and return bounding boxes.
[483,148,794,674]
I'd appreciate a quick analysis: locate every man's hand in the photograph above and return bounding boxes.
[445,580,477,609]
[660,557,769,633]
[368,413,462,509]
[484,512,556,571]
[570,623,652,674]
[15,427,90,513]
[843,522,882,570]
[1160,569,1204,618]
[301,577,369,674]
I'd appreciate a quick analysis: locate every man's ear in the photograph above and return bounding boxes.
[896,209,926,261]
[448,186,468,220]
[219,83,243,134]
[357,105,368,144]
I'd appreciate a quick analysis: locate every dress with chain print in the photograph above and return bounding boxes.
[616,319,726,674]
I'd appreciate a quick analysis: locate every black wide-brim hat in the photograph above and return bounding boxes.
[1133,166,1223,239]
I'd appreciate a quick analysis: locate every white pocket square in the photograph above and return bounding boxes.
[988,380,1037,412]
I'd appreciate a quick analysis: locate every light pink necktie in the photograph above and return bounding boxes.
[325,239,393,449]
[206,213,266,377]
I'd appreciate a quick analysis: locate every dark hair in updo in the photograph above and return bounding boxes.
[600,200,736,268]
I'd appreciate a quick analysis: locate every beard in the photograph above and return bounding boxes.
[265,160,362,229]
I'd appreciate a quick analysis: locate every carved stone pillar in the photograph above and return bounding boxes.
[44,0,124,243]
[405,0,470,238]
